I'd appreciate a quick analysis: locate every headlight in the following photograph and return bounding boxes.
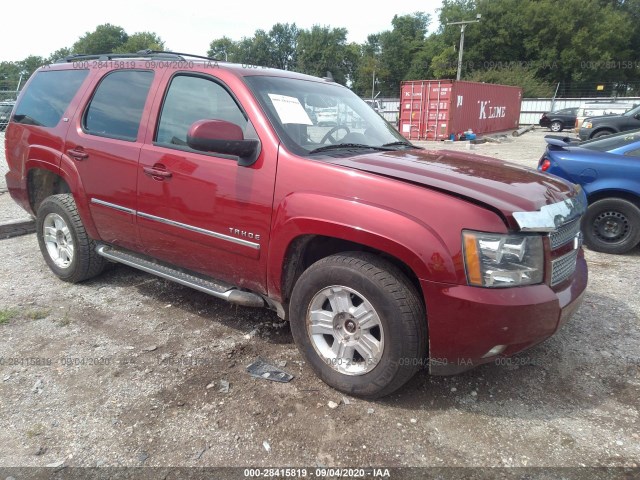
[462,231,544,288]
[582,122,592,129]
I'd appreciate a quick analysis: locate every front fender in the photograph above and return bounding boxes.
[266,192,462,300]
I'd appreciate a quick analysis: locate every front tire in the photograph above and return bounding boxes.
[591,130,614,139]
[289,252,427,398]
[582,198,640,254]
[36,194,107,282]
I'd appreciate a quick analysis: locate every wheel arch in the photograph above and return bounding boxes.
[27,167,71,214]
[586,189,640,210]
[277,234,425,308]
[589,127,616,138]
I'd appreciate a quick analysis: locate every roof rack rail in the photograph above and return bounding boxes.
[55,50,223,64]
[136,49,224,63]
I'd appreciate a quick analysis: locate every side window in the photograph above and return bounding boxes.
[156,75,248,146]
[13,70,89,127]
[84,70,153,141]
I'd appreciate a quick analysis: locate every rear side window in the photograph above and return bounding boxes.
[84,70,153,141]
[13,70,89,127]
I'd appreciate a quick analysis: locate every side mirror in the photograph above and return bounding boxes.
[634,113,640,120]
[187,119,260,166]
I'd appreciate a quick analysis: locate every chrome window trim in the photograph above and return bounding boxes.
[513,186,588,232]
[137,211,260,250]
[90,198,136,215]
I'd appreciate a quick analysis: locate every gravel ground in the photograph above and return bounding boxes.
[0,129,639,474]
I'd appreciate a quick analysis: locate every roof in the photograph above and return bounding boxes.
[50,49,337,84]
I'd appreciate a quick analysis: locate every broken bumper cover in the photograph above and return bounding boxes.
[422,253,587,375]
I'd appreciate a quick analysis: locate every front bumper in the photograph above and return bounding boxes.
[578,129,591,141]
[422,253,587,375]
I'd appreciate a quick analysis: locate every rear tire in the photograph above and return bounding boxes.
[582,198,640,254]
[36,194,107,282]
[289,252,427,398]
[550,121,563,132]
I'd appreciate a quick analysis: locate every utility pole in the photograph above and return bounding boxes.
[371,69,375,101]
[16,71,27,96]
[446,14,482,81]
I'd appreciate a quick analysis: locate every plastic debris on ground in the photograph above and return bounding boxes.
[246,358,294,383]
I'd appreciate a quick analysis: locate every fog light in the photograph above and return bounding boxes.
[481,345,507,358]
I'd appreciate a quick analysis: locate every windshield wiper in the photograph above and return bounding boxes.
[309,143,395,154]
[381,140,418,149]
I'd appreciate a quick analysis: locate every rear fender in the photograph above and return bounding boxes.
[584,181,640,202]
[57,152,100,239]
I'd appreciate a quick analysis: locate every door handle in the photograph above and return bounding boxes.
[67,148,89,160]
[143,165,173,181]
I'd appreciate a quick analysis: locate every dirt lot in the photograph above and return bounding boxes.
[0,129,639,474]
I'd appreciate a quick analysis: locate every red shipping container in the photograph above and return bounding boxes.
[399,80,522,141]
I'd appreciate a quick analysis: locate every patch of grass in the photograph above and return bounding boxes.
[0,308,19,325]
[25,423,44,438]
[26,308,52,320]
[58,308,71,327]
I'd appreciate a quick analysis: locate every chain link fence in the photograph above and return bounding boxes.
[0,91,18,102]
[0,75,20,101]
[0,92,16,135]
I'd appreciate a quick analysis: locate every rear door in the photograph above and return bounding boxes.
[64,69,157,251]
[136,72,277,293]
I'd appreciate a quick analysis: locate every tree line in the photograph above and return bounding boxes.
[2,0,639,98]
[0,25,164,95]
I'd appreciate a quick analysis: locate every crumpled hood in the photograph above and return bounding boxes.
[326,148,581,229]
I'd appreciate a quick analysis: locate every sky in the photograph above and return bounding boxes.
[1,0,443,62]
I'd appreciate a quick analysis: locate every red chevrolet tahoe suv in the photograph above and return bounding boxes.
[4,52,588,398]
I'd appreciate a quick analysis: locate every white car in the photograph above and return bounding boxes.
[315,107,338,126]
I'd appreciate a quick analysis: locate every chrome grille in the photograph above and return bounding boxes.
[551,249,579,286]
[549,220,581,249]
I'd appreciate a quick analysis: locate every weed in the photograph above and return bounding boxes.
[0,308,18,325]
[27,308,51,320]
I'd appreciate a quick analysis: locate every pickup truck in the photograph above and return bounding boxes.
[4,51,588,397]
[578,104,640,140]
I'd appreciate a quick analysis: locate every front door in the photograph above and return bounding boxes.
[136,73,277,293]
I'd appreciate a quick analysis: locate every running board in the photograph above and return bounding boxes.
[96,244,265,308]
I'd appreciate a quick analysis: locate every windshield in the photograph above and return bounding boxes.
[623,105,640,117]
[581,129,640,152]
[244,76,410,156]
